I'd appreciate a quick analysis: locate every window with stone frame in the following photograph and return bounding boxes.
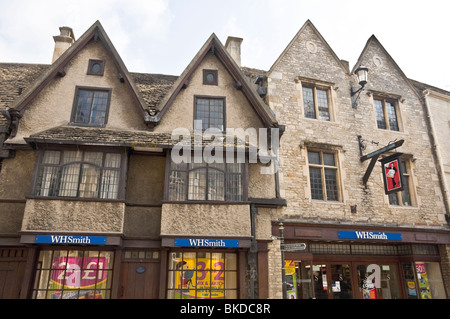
[307,150,340,201]
[374,97,400,131]
[388,158,415,206]
[302,84,331,121]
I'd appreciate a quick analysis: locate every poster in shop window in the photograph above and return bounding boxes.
[380,153,404,194]
[175,257,225,299]
[48,257,108,299]
[415,263,432,299]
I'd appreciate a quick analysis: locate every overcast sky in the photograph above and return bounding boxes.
[1,0,449,90]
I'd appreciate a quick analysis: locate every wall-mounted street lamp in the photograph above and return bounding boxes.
[351,65,369,108]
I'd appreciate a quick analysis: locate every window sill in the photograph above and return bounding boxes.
[162,200,250,205]
[388,204,418,209]
[68,122,106,128]
[311,199,344,205]
[26,195,125,203]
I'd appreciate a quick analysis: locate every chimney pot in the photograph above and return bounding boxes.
[225,36,243,67]
[52,26,75,63]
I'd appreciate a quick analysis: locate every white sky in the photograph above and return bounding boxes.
[1,0,449,90]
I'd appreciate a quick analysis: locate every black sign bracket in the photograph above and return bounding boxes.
[360,138,404,185]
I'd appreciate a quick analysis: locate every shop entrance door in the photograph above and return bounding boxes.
[120,261,160,299]
[312,263,353,299]
[355,263,402,299]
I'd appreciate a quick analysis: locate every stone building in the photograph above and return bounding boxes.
[0,19,449,300]
[0,21,283,299]
[265,20,450,299]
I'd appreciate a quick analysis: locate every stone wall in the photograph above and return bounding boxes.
[267,22,447,227]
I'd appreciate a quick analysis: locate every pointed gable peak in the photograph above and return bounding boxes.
[155,33,278,128]
[268,19,349,75]
[12,20,147,118]
[353,34,420,99]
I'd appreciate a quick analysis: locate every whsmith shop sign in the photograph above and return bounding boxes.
[35,235,107,245]
[174,238,239,248]
[338,231,402,241]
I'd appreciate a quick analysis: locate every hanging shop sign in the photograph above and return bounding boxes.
[380,153,404,194]
[338,231,402,241]
[174,238,239,248]
[35,235,107,245]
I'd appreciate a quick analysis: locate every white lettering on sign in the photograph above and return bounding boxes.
[188,239,226,247]
[355,232,388,240]
[50,235,91,244]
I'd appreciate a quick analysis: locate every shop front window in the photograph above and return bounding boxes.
[285,260,313,299]
[401,261,446,299]
[167,251,237,299]
[32,249,114,299]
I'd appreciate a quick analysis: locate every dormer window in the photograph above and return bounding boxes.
[87,59,105,76]
[194,96,225,131]
[71,87,111,126]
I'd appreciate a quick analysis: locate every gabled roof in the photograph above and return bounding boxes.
[268,20,349,75]
[154,33,278,128]
[352,35,420,99]
[10,20,148,118]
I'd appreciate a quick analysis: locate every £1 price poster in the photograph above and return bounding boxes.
[48,256,108,299]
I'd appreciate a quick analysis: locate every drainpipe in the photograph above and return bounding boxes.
[248,203,258,299]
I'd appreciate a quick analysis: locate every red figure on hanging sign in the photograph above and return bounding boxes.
[380,153,403,194]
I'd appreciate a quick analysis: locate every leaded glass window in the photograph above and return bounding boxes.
[35,149,122,199]
[308,150,339,201]
[71,88,111,126]
[374,98,399,131]
[302,85,330,121]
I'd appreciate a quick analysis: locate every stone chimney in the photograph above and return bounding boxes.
[225,36,243,67]
[52,26,75,63]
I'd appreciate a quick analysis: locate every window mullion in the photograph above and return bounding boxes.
[313,87,319,119]
[383,100,390,130]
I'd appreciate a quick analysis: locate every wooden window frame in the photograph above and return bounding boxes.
[166,250,239,299]
[87,59,105,76]
[70,86,112,127]
[164,154,248,203]
[31,145,127,201]
[203,69,218,86]
[307,149,341,202]
[193,95,226,132]
[31,248,115,299]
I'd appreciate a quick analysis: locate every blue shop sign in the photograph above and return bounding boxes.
[35,235,107,245]
[175,238,239,248]
[338,231,402,241]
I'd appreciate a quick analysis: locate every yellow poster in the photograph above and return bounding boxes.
[175,257,225,299]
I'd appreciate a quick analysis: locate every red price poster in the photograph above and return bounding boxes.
[49,256,109,299]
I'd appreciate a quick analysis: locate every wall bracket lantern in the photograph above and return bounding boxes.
[351,65,369,108]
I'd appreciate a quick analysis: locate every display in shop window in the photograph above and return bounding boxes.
[49,256,109,299]
[415,262,432,299]
[174,257,225,299]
